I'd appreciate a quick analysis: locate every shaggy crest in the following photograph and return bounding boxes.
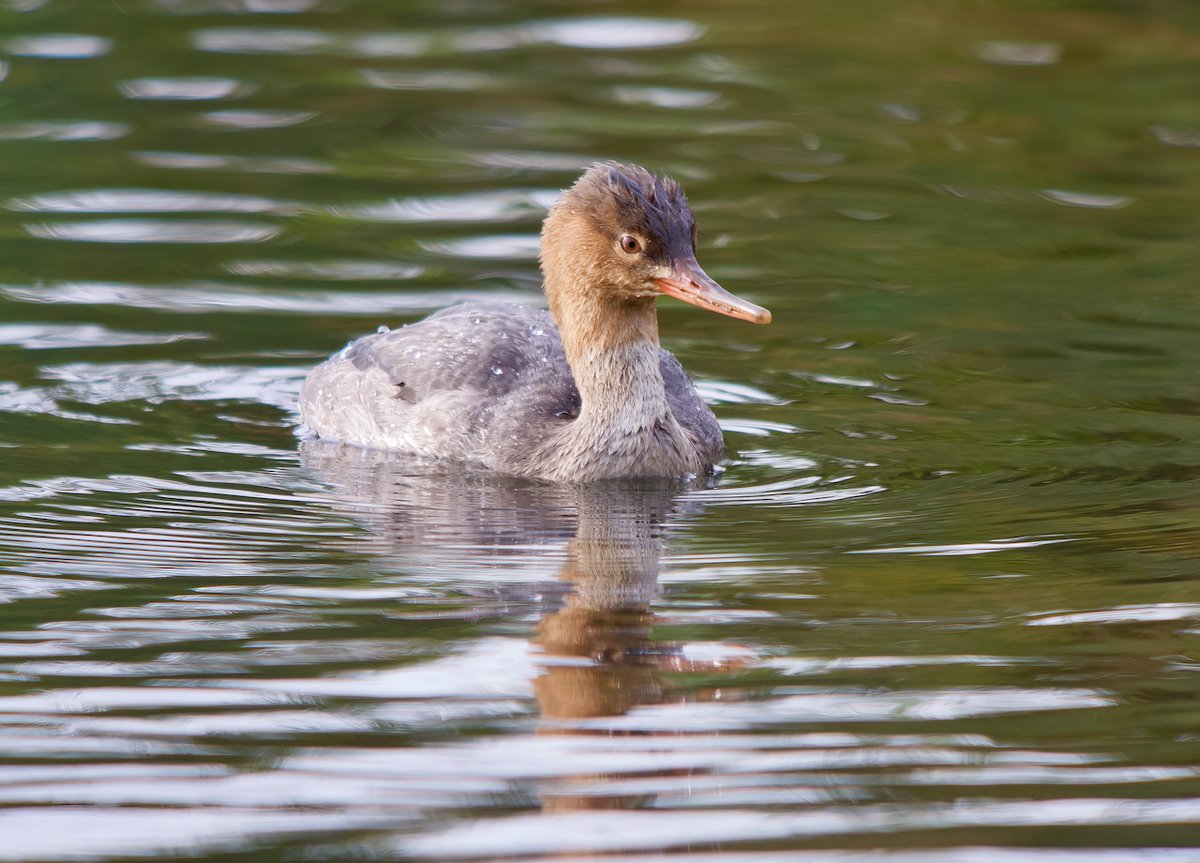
[568,162,696,262]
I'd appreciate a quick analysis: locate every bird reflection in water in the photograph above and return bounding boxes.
[299,439,750,812]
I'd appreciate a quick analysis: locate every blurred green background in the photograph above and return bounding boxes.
[1,1,1199,859]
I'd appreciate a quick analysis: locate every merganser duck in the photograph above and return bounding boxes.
[299,162,771,481]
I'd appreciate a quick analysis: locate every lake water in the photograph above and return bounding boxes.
[2,1,1200,859]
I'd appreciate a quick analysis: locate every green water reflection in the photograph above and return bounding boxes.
[1,0,1199,859]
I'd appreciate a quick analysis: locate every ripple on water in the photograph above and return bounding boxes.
[419,234,542,259]
[612,85,721,109]
[695,380,784,405]
[0,808,395,862]
[511,17,705,50]
[0,281,534,313]
[0,120,129,141]
[0,463,360,592]
[190,28,432,58]
[41,361,307,410]
[569,687,1114,733]
[465,150,590,172]
[699,474,883,509]
[343,33,430,58]
[360,68,495,92]
[1040,189,1132,210]
[193,29,433,58]
[396,799,1200,859]
[1,33,112,58]
[1153,125,1200,148]
[976,40,1061,66]
[0,323,206,350]
[117,77,252,100]
[7,188,300,215]
[1027,602,1200,627]
[851,536,1074,557]
[329,189,558,224]
[213,636,537,700]
[225,259,425,280]
[24,220,281,244]
[191,18,702,57]
[153,0,323,12]
[0,360,304,440]
[718,418,804,437]
[191,28,334,54]
[0,382,136,427]
[0,4,1195,862]
[132,150,334,174]
[198,109,318,130]
[0,429,1183,859]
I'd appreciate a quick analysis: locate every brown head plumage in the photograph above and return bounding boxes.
[560,162,696,269]
[539,162,770,358]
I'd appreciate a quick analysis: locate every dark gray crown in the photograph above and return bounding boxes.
[569,162,697,262]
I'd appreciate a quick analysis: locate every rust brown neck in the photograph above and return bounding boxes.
[549,291,659,370]
[540,206,665,408]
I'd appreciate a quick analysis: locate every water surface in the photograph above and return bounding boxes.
[2,0,1200,859]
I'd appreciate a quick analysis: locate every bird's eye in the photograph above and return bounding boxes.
[619,235,642,255]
